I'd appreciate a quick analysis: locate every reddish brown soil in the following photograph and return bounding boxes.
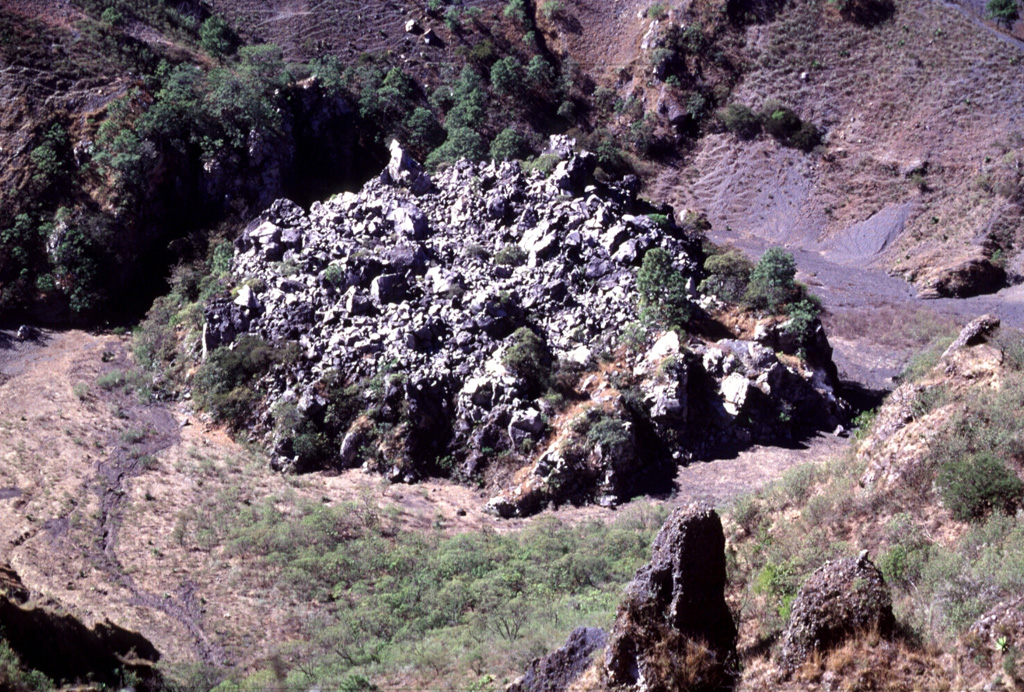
[0,327,846,669]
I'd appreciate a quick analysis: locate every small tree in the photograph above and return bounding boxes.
[425,126,486,168]
[490,56,525,97]
[101,7,125,27]
[987,0,1019,26]
[199,15,235,56]
[504,0,529,26]
[744,247,797,312]
[637,248,691,328]
[699,249,753,303]
[503,328,552,395]
[490,127,526,161]
[526,55,555,87]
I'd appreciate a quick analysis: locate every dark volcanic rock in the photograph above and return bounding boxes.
[925,256,1007,298]
[509,626,608,692]
[209,139,846,514]
[778,553,895,674]
[605,504,736,689]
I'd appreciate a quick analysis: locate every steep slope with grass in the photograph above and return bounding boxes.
[719,318,1024,690]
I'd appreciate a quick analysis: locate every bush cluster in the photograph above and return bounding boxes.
[192,335,286,426]
[502,327,553,396]
[717,101,821,151]
[939,453,1024,521]
[208,497,667,689]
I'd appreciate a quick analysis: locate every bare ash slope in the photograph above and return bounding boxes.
[0,329,508,669]
[654,0,1024,296]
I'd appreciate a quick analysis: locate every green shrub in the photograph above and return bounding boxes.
[193,335,281,426]
[404,107,444,153]
[30,123,73,191]
[743,247,797,312]
[637,247,692,328]
[443,67,487,129]
[718,103,760,139]
[760,103,821,152]
[0,637,53,691]
[526,56,555,87]
[425,126,487,169]
[789,121,822,152]
[699,248,753,302]
[938,453,1024,521]
[494,244,528,266]
[100,6,125,27]
[502,328,552,395]
[523,153,562,176]
[540,0,564,18]
[647,3,669,19]
[986,0,1019,26]
[490,56,525,97]
[444,6,462,30]
[585,415,630,450]
[784,296,822,342]
[504,0,529,25]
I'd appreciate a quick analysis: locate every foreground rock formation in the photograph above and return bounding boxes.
[203,141,847,514]
[605,504,736,690]
[509,504,736,691]
[508,627,608,692]
[778,553,895,674]
[0,563,160,687]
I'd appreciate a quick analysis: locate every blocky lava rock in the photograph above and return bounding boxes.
[508,627,608,692]
[605,504,736,689]
[778,553,895,674]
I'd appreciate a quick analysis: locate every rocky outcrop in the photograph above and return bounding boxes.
[860,314,1004,488]
[605,504,736,690]
[778,553,895,674]
[918,250,1007,299]
[204,141,846,514]
[940,313,1000,360]
[508,627,608,692]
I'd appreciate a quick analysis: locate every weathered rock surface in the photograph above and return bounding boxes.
[203,141,846,514]
[941,313,1000,360]
[778,553,895,674]
[508,626,608,692]
[920,252,1007,299]
[605,504,736,689]
[860,313,1005,488]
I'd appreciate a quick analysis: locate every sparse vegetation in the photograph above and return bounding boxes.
[938,452,1024,521]
[195,497,667,690]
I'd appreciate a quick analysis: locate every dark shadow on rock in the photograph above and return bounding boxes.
[509,627,607,692]
[555,13,583,34]
[841,0,896,26]
[740,631,780,662]
[838,378,888,416]
[0,595,161,688]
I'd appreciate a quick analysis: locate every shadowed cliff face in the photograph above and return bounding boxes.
[0,566,160,688]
